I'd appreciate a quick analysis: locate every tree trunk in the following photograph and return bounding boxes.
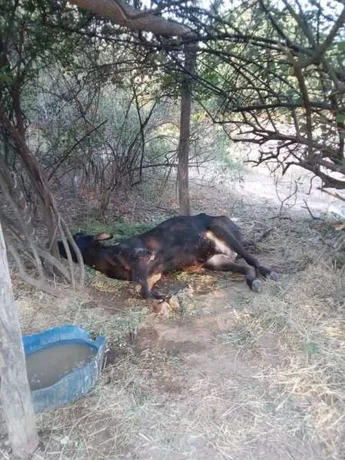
[177,42,197,215]
[0,106,85,287]
[0,106,56,246]
[0,221,39,459]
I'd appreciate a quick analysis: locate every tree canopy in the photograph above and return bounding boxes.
[2,0,344,187]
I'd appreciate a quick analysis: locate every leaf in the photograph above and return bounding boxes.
[306,342,318,356]
[288,67,295,76]
[0,73,13,84]
[26,0,36,13]
[338,41,345,52]
[336,113,345,124]
[286,89,298,98]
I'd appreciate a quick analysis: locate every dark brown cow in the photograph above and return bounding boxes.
[58,213,278,309]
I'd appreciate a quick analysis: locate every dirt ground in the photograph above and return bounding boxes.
[1,159,345,460]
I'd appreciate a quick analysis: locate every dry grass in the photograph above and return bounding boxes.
[215,224,345,460]
[12,275,150,346]
[3,259,344,460]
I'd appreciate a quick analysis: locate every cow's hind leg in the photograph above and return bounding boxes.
[204,254,263,293]
[207,217,278,281]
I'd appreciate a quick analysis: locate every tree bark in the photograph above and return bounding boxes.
[68,0,191,36]
[0,107,85,287]
[0,221,39,459]
[177,42,197,215]
[0,107,56,245]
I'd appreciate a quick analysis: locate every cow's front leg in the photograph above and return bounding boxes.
[134,270,180,317]
[133,270,164,299]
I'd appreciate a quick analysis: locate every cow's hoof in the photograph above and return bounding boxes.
[251,279,262,293]
[149,295,181,318]
[156,301,171,318]
[269,271,279,281]
[168,295,181,312]
[149,299,171,318]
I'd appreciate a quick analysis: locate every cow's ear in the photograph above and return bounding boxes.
[95,233,113,241]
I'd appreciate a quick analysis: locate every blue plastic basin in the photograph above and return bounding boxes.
[23,325,107,413]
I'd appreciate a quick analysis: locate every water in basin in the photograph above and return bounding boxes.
[26,342,97,390]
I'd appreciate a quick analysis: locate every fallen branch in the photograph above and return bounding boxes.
[302,199,322,220]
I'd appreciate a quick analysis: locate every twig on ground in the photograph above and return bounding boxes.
[302,199,322,220]
[269,215,293,221]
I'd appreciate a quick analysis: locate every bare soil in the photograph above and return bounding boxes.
[1,161,345,460]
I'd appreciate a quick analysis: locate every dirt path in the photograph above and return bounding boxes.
[128,306,324,460]
[190,155,345,219]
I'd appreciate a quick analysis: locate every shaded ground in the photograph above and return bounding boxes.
[1,163,345,460]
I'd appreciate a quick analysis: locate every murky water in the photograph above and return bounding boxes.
[26,342,97,391]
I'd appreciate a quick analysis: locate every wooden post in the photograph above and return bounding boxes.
[177,41,197,216]
[0,221,39,459]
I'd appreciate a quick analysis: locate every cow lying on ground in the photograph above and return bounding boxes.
[58,213,278,312]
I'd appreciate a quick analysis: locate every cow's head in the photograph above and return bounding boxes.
[58,232,113,261]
